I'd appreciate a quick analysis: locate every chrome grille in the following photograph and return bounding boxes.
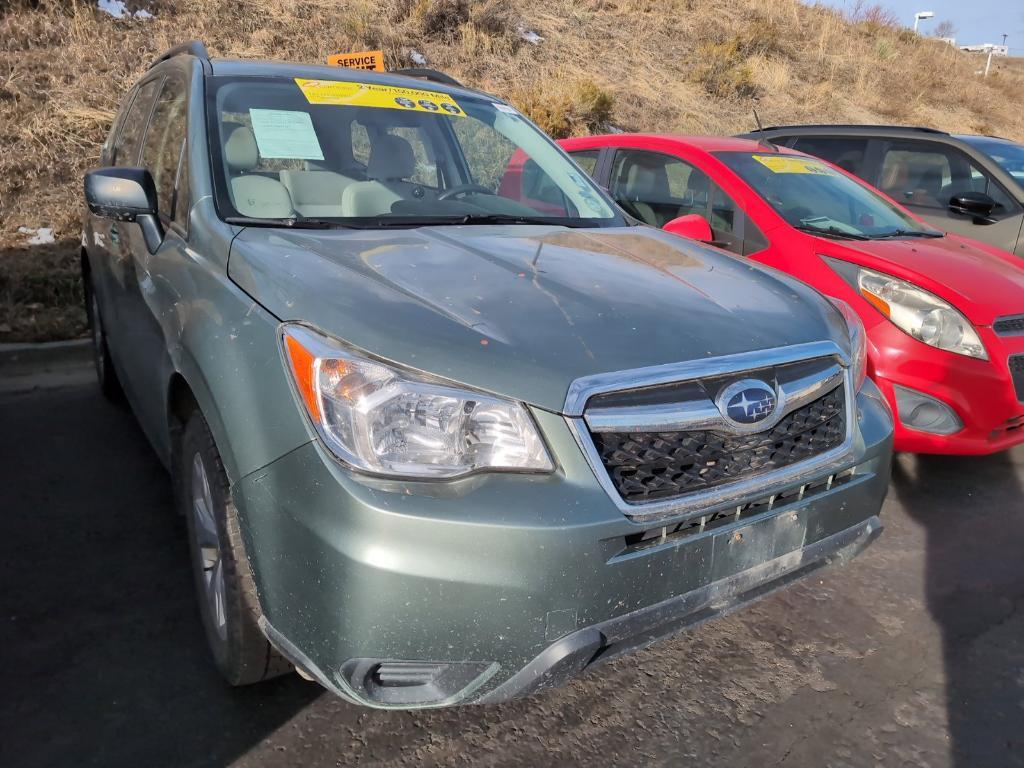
[592,384,845,503]
[565,343,857,523]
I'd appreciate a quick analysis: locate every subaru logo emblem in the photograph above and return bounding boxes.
[716,379,778,428]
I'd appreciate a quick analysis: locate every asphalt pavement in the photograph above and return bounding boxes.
[2,363,1023,768]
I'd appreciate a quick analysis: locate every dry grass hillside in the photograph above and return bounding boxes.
[2,0,1023,341]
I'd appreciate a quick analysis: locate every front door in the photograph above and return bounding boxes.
[873,139,1024,254]
[117,71,191,455]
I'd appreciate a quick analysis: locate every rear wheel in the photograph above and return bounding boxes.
[180,409,291,685]
[86,282,123,401]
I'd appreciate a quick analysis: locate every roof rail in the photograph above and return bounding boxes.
[757,123,949,135]
[149,40,211,73]
[390,68,463,88]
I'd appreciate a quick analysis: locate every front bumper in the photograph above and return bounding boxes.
[868,321,1024,454]
[233,387,892,709]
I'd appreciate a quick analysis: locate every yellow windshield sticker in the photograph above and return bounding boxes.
[327,49,385,71]
[752,155,835,175]
[294,78,465,117]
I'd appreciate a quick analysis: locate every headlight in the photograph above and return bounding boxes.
[828,298,867,390]
[824,259,987,360]
[280,325,554,478]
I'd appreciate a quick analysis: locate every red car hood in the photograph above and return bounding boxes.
[821,234,1024,326]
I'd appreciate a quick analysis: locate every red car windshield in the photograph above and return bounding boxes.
[716,151,941,240]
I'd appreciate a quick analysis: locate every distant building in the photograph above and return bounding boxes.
[959,44,1009,56]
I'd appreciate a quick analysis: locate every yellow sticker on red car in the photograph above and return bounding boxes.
[752,155,835,175]
[294,78,465,117]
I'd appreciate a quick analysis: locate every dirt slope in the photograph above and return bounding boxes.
[2,0,1023,341]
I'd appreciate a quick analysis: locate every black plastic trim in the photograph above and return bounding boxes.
[150,40,212,74]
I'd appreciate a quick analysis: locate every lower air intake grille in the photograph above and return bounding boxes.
[994,316,1024,336]
[1011,355,1024,402]
[592,385,846,504]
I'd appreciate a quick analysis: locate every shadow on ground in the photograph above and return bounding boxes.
[894,450,1024,767]
[0,385,320,768]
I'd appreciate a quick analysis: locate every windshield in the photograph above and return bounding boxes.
[206,76,621,228]
[716,151,940,240]
[959,136,1024,187]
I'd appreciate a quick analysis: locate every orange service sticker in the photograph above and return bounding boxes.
[327,50,385,72]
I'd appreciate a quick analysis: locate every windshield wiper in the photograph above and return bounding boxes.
[793,224,871,241]
[870,229,944,239]
[224,215,352,229]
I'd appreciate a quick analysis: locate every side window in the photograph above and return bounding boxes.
[173,147,190,228]
[113,78,160,167]
[569,150,600,177]
[709,184,740,246]
[790,137,870,176]
[102,90,139,165]
[608,149,711,227]
[877,141,1015,215]
[141,74,189,220]
[708,183,759,257]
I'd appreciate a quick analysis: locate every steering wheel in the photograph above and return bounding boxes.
[437,184,495,201]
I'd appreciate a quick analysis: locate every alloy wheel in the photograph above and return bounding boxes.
[190,451,228,644]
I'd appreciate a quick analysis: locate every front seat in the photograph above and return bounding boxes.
[224,126,294,218]
[341,135,420,217]
[280,170,355,218]
[620,159,672,226]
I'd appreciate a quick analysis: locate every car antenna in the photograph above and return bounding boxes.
[752,104,776,150]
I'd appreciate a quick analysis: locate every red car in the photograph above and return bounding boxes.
[560,134,1024,454]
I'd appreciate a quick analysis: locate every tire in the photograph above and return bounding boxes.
[85,280,123,402]
[180,409,292,686]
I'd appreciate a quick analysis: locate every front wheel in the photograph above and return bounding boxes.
[85,281,123,401]
[180,409,292,685]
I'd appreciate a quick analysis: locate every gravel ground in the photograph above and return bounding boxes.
[2,367,1022,768]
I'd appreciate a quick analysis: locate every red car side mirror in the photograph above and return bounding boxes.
[663,214,713,243]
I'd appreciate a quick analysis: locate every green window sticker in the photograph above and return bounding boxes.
[249,108,324,161]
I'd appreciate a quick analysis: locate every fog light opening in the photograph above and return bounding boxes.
[893,385,963,435]
[338,658,497,707]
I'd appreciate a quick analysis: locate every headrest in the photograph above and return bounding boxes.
[625,161,668,198]
[367,134,416,181]
[225,126,259,172]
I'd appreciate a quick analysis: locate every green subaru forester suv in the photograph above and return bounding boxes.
[81,42,893,708]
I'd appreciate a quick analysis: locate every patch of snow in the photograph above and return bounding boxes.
[18,227,55,245]
[518,27,544,45]
[97,0,153,19]
[409,50,427,66]
[97,0,129,18]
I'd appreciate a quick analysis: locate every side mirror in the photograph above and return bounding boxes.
[84,167,164,253]
[949,191,996,224]
[663,213,714,243]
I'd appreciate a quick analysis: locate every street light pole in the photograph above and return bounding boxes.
[913,10,934,33]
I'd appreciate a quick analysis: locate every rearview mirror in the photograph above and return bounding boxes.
[84,167,164,253]
[663,214,714,243]
[948,191,996,224]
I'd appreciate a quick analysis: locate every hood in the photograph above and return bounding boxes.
[820,235,1024,326]
[229,225,846,412]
